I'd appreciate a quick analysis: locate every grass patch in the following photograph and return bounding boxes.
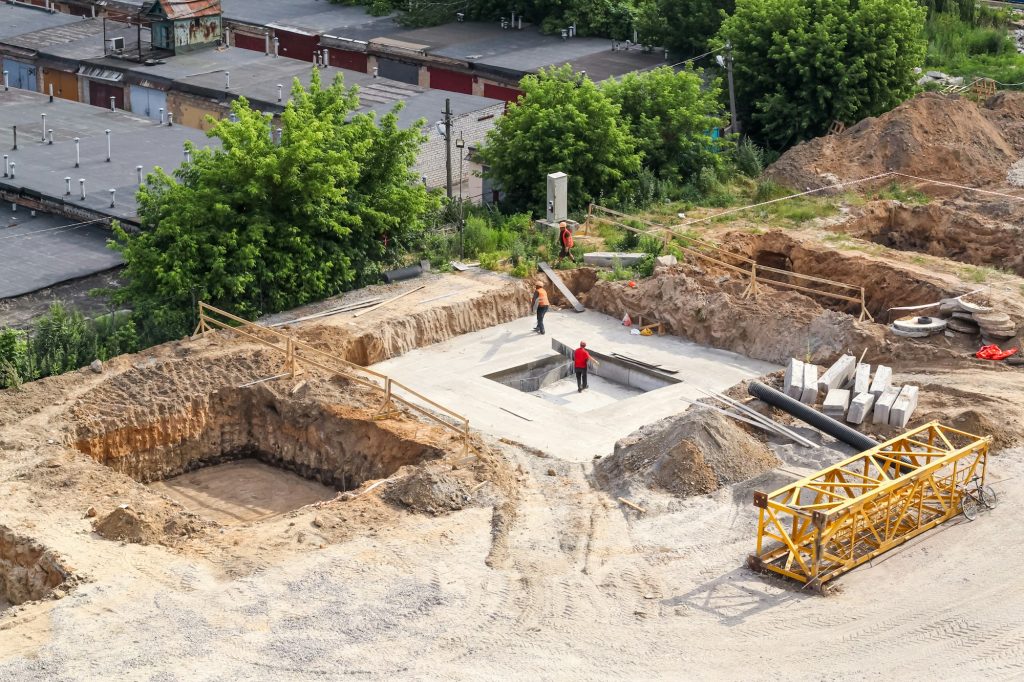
[924,7,1024,83]
[869,182,931,205]
[961,265,997,283]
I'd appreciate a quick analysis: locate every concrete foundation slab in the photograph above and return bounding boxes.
[582,252,646,267]
[372,309,776,462]
[823,389,851,418]
[818,354,856,394]
[784,358,805,400]
[800,364,818,404]
[873,387,901,425]
[853,363,871,395]
[847,393,876,425]
[889,385,920,429]
[870,365,892,398]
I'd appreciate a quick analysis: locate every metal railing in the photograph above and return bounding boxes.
[193,301,471,453]
[749,422,991,592]
[585,204,873,321]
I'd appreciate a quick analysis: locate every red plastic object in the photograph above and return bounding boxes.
[976,344,1019,361]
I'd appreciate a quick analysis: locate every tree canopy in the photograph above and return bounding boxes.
[718,0,926,148]
[111,69,436,337]
[635,0,734,57]
[603,66,729,183]
[478,65,641,213]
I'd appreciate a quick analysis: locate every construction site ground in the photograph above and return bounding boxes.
[3,91,1024,678]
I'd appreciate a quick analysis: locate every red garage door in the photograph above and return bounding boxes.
[327,48,367,73]
[428,67,472,95]
[484,83,523,103]
[89,81,125,110]
[276,30,318,62]
[234,32,265,52]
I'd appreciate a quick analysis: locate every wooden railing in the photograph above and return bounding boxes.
[585,204,873,321]
[193,302,471,453]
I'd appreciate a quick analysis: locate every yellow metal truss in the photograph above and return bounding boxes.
[748,422,991,592]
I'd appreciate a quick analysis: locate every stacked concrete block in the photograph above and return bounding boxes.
[823,389,851,419]
[800,364,819,404]
[869,365,892,398]
[873,387,901,425]
[784,358,805,400]
[817,355,856,395]
[888,386,920,429]
[847,393,877,425]
[853,363,871,395]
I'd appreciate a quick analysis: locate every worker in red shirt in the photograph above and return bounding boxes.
[556,221,576,266]
[573,341,599,392]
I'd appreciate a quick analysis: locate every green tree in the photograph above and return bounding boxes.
[718,0,926,148]
[479,65,641,212]
[111,69,437,336]
[602,66,729,183]
[635,0,734,56]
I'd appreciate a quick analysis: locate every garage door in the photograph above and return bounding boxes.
[129,84,167,121]
[234,31,265,52]
[327,48,367,72]
[276,30,317,62]
[3,58,37,91]
[42,68,78,102]
[89,81,125,110]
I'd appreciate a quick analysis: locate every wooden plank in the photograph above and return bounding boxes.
[353,286,426,318]
[538,262,585,312]
[617,497,647,513]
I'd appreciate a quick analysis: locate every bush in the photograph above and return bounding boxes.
[734,138,766,177]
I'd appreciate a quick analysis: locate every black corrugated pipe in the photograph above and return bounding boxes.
[747,381,879,452]
[382,264,424,284]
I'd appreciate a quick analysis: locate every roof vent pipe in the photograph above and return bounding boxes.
[373,66,378,78]
[167,112,173,126]
[48,83,54,102]
[74,137,79,167]
[79,178,85,201]
[264,32,271,56]
[105,128,111,162]
[3,154,7,177]
[110,96,115,111]
[64,177,71,195]
[48,129,53,145]
[136,165,143,186]
[518,16,522,30]
[40,113,46,141]
[225,71,230,89]
[3,71,8,91]
[159,107,164,124]
[109,188,115,208]
[7,161,12,179]
[277,84,283,102]
[273,36,279,58]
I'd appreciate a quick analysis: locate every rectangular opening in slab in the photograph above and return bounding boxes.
[73,386,445,523]
[149,459,337,525]
[485,346,680,411]
[0,527,72,609]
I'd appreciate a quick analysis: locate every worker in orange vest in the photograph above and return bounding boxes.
[531,282,549,335]
[556,221,576,266]
[573,340,599,392]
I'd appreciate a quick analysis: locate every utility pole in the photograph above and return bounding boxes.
[725,41,740,135]
[443,98,453,200]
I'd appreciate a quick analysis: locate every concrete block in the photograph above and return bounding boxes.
[822,389,851,418]
[582,252,647,268]
[888,385,920,429]
[800,364,818,404]
[853,363,870,395]
[818,354,856,394]
[784,358,805,400]
[873,387,900,425]
[847,393,876,425]
[654,254,677,268]
[869,365,892,398]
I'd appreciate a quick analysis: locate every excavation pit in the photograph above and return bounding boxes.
[0,527,73,610]
[73,385,445,523]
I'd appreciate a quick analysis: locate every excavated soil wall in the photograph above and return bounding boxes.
[847,201,1024,275]
[726,231,951,319]
[73,385,443,489]
[0,527,71,606]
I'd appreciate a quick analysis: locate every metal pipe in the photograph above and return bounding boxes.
[109,96,115,111]
[105,128,111,162]
[65,176,71,195]
[79,178,85,201]
[382,264,425,284]
[47,129,53,145]
[747,381,879,452]
[137,165,143,186]
[109,188,116,207]
[49,83,54,102]
[2,155,7,177]
[159,107,164,124]
[40,113,46,141]
[167,112,173,126]
[8,161,14,179]
[3,71,8,91]
[277,84,283,102]
[74,136,80,167]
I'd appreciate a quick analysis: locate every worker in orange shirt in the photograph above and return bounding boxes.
[531,282,549,335]
[573,341,599,392]
[556,221,576,266]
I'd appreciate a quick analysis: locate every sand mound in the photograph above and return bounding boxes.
[384,467,473,515]
[93,507,162,544]
[767,92,1018,190]
[595,407,780,498]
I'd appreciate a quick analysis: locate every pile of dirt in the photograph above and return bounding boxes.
[383,466,474,515]
[595,407,780,498]
[767,92,1018,190]
[582,259,884,365]
[92,507,163,544]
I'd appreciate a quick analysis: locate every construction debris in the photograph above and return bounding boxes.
[822,389,851,419]
[847,392,876,425]
[817,354,855,394]
[889,385,920,428]
[873,387,901,426]
[869,365,892,397]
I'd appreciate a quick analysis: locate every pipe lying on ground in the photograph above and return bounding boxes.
[382,259,431,284]
[747,381,879,452]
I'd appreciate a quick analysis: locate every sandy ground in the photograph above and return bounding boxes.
[1,231,1024,678]
[149,460,337,525]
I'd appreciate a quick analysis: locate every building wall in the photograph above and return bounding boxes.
[166,89,225,130]
[326,47,367,73]
[41,68,79,102]
[174,16,222,51]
